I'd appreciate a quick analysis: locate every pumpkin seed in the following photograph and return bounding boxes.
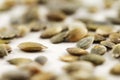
[65,22,88,42]
[47,11,66,22]
[61,7,76,15]
[8,58,32,66]
[96,27,114,36]
[104,0,114,9]
[60,55,79,62]
[76,36,94,49]
[94,34,106,42]
[66,47,88,56]
[15,25,30,37]
[50,31,68,44]
[71,70,94,80]
[18,42,47,52]
[109,32,120,44]
[110,64,120,75]
[40,25,63,38]
[0,39,11,44]
[1,70,30,80]
[28,21,47,32]
[80,54,105,65]
[112,44,120,58]
[0,44,11,57]
[35,56,47,65]
[91,45,107,55]
[64,61,94,74]
[22,6,39,23]
[100,40,115,49]
[88,6,98,13]
[0,28,16,39]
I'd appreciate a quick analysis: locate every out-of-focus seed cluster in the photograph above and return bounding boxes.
[0,0,120,80]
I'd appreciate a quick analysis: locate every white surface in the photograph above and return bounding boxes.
[0,0,120,80]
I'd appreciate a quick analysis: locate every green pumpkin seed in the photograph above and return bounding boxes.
[76,36,94,49]
[35,56,47,65]
[60,55,79,62]
[100,40,115,49]
[91,45,107,55]
[112,44,120,58]
[66,47,88,56]
[80,54,105,65]
[94,34,106,42]
[8,58,32,66]
[18,42,47,52]
[110,64,120,75]
[50,31,68,44]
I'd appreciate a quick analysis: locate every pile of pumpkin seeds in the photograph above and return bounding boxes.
[0,0,120,80]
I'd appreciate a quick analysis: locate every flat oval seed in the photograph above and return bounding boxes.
[110,64,120,75]
[40,26,63,38]
[0,44,10,58]
[8,58,32,66]
[109,32,120,44]
[100,40,115,49]
[0,39,11,44]
[91,45,107,55]
[47,11,66,22]
[18,42,47,52]
[112,44,120,58]
[60,55,79,62]
[35,56,47,65]
[66,47,88,56]
[50,31,67,44]
[1,70,30,80]
[96,27,114,36]
[80,54,105,65]
[65,23,88,42]
[76,36,94,49]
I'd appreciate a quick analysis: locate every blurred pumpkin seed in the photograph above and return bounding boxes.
[100,40,115,49]
[1,70,30,80]
[96,27,114,36]
[0,39,10,44]
[40,25,63,38]
[66,47,88,56]
[60,55,79,62]
[112,44,120,58]
[76,36,94,49]
[65,22,88,42]
[35,56,47,65]
[8,58,32,66]
[109,32,120,44]
[47,11,66,22]
[18,42,47,52]
[91,45,107,55]
[80,54,105,65]
[0,44,8,58]
[88,6,98,13]
[28,21,47,32]
[110,63,120,75]
[94,34,106,42]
